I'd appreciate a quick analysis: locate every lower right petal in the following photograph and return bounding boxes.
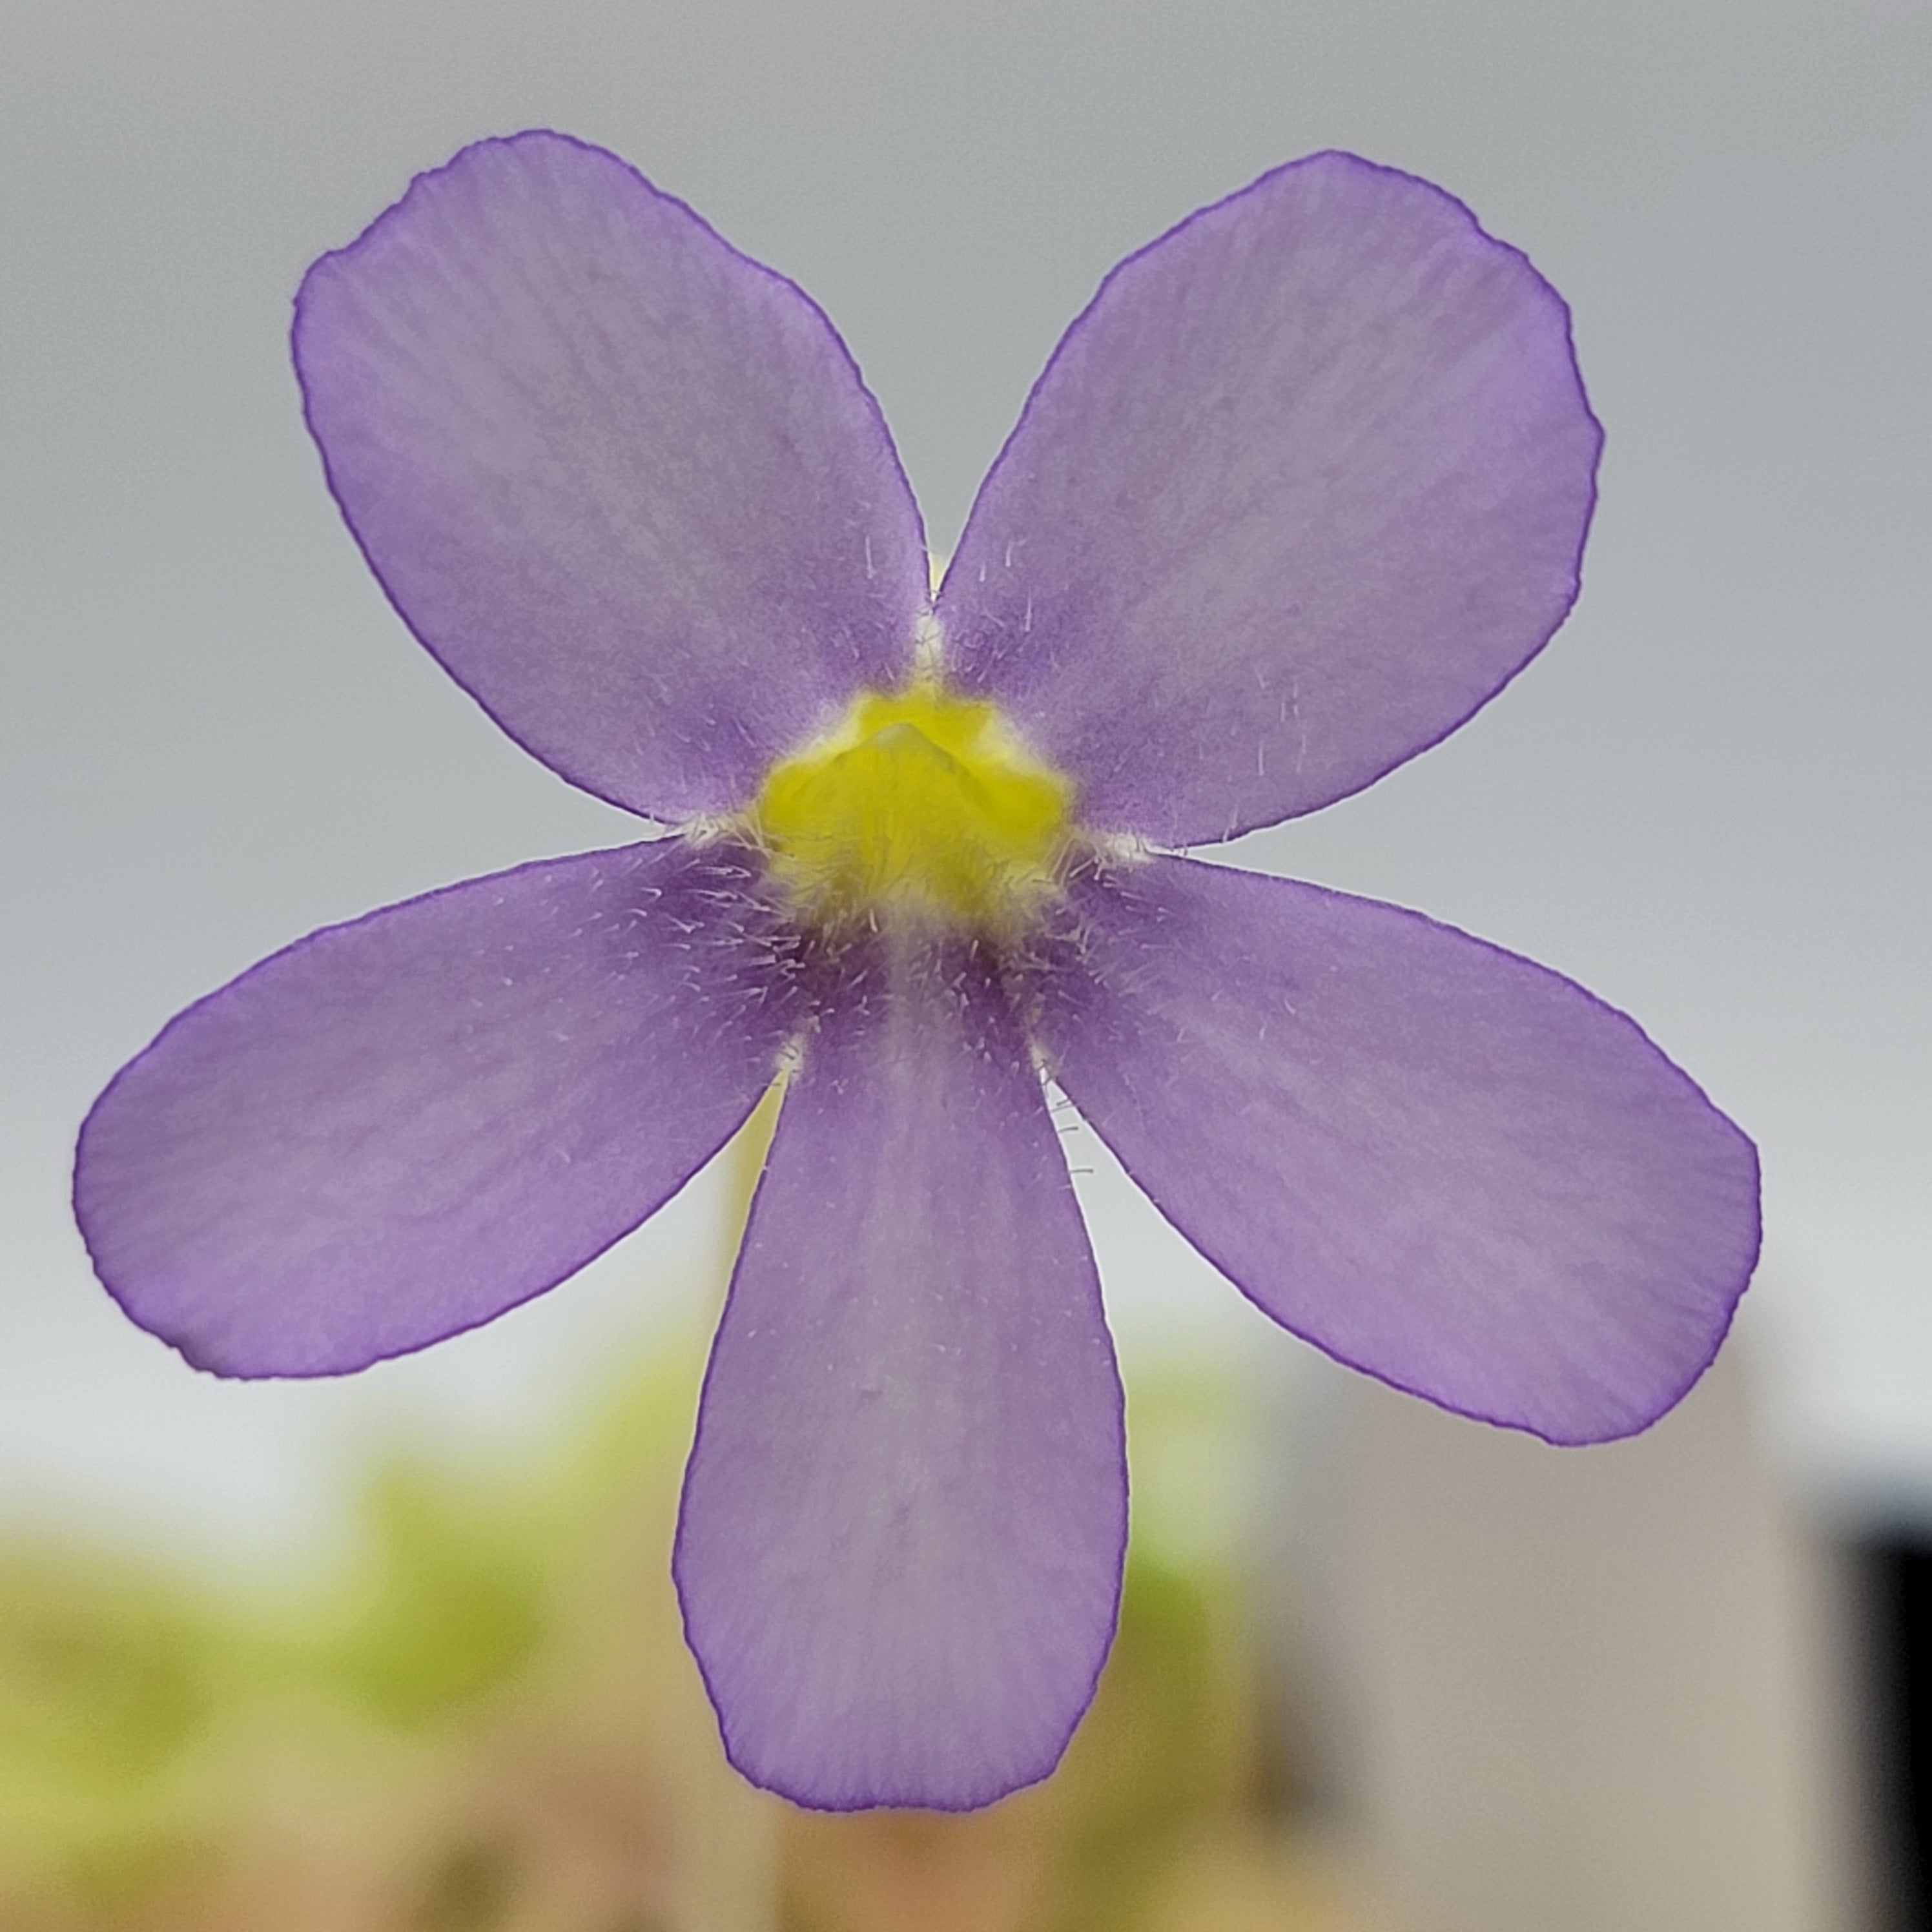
[1029,854,1760,1444]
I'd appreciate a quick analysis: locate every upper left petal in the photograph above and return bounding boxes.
[294,131,929,821]
[74,838,799,1375]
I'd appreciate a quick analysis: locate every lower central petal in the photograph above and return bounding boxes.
[673,938,1125,1811]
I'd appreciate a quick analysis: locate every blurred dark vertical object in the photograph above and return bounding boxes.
[1863,1540,1932,1931]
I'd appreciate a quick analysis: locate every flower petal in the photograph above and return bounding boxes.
[939,152,1602,845]
[675,938,1125,1810]
[294,131,928,821]
[1028,856,1759,1443]
[75,839,799,1375]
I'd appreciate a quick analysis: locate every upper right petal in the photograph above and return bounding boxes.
[939,153,1601,846]
[294,131,929,821]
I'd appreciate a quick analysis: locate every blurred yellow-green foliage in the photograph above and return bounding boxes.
[0,1335,1363,1932]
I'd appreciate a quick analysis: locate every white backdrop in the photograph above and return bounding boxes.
[2,0,1927,1559]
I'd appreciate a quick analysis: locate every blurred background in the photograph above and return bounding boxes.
[1,0,1927,1925]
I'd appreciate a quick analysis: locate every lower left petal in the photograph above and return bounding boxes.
[75,839,798,1375]
[675,938,1125,1811]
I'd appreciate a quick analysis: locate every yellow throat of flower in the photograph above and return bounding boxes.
[748,679,1074,935]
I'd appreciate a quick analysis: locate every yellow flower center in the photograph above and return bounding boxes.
[748,680,1074,934]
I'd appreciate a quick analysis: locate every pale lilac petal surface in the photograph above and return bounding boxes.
[940,152,1602,845]
[1029,856,1759,1443]
[76,839,799,1375]
[294,131,927,821]
[675,940,1125,1810]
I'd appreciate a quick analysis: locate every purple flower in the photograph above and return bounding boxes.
[74,132,1760,1812]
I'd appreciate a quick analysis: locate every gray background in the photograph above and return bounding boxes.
[3,0,1927,1561]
